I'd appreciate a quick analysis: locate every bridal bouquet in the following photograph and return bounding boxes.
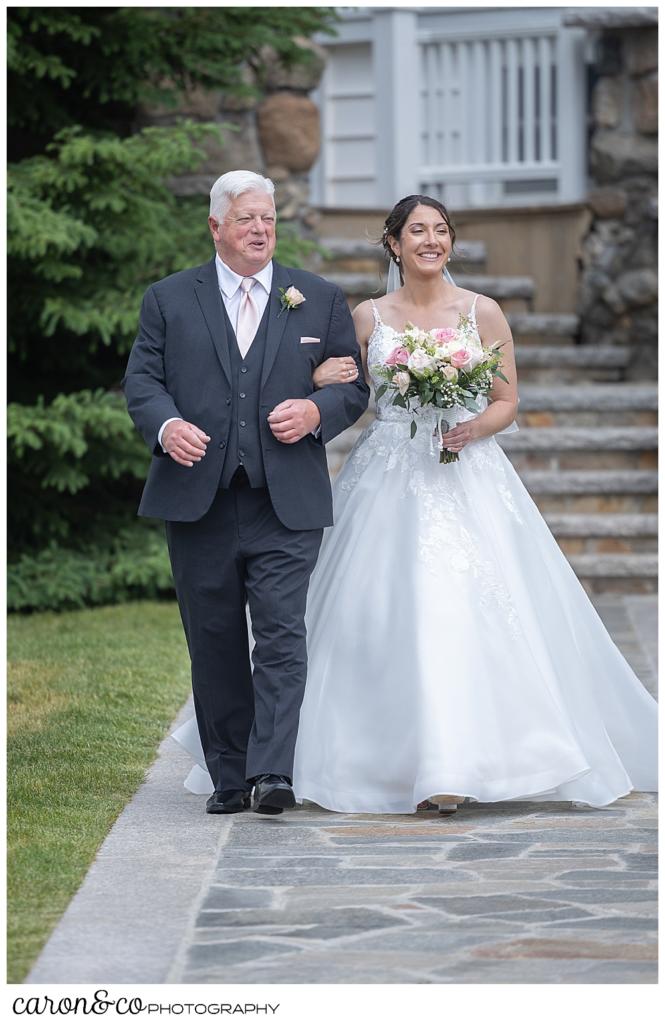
[373,314,507,463]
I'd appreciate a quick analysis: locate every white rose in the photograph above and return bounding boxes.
[441,364,458,382]
[407,347,436,376]
[393,370,411,396]
[284,285,306,307]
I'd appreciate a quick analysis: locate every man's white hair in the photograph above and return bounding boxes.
[209,170,275,222]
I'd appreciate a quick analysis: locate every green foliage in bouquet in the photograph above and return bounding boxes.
[8,6,337,612]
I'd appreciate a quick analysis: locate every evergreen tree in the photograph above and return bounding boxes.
[8,7,335,611]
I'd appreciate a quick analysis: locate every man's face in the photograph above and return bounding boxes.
[209,190,277,275]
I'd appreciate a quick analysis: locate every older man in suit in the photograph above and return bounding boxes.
[124,170,369,815]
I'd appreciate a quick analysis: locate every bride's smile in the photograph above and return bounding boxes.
[389,203,454,281]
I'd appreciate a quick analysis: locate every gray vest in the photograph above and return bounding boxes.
[219,301,269,489]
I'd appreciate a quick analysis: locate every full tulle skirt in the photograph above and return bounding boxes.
[290,410,657,812]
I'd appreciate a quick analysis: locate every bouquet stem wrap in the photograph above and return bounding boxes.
[432,410,460,464]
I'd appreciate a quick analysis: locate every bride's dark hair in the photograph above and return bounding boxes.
[381,194,456,265]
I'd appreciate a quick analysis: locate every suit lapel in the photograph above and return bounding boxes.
[261,261,293,388]
[194,258,232,386]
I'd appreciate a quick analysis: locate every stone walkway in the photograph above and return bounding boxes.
[27,596,657,985]
[173,794,657,985]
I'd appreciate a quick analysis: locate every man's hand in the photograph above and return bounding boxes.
[162,419,211,466]
[268,399,321,444]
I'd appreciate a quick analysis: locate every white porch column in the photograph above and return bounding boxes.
[557,26,588,202]
[373,8,420,205]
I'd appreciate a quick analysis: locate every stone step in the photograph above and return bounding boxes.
[521,469,657,494]
[518,384,657,411]
[518,384,657,426]
[515,346,629,382]
[508,312,579,344]
[545,512,658,537]
[320,237,487,274]
[331,271,535,308]
[545,514,657,555]
[568,554,657,595]
[509,312,580,336]
[500,426,656,450]
[524,469,657,516]
[498,426,657,471]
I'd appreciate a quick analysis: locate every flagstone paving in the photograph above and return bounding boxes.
[170,793,657,984]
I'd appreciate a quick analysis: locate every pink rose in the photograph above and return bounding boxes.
[450,348,472,369]
[385,345,409,367]
[433,328,458,344]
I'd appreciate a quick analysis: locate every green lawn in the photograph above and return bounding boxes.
[7,601,192,982]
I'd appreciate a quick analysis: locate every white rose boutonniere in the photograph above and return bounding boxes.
[278,285,306,317]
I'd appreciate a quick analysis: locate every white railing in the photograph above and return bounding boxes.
[311,8,588,209]
[418,29,583,207]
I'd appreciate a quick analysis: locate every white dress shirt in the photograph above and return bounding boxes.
[216,254,273,330]
[158,256,273,450]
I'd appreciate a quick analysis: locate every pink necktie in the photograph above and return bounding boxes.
[236,278,260,358]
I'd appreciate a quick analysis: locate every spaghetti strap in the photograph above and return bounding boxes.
[369,298,382,327]
[469,294,480,323]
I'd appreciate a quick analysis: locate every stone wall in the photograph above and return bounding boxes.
[565,9,658,379]
[138,39,326,237]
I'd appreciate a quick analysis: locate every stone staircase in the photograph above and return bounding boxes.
[319,237,657,594]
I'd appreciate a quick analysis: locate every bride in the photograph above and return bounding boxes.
[175,194,657,814]
[291,193,657,813]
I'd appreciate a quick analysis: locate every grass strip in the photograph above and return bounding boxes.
[7,601,191,982]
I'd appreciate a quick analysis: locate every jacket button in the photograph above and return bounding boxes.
[219,441,226,449]
[226,398,231,405]
[239,420,246,427]
[239,449,245,458]
[239,392,246,399]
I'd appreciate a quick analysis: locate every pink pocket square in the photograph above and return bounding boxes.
[300,336,321,344]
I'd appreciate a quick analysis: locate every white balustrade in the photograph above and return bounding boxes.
[311,9,587,209]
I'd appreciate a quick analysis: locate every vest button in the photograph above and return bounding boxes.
[219,441,226,449]
[239,392,246,399]
[239,449,245,458]
[240,366,248,373]
[239,420,246,427]
[226,398,231,405]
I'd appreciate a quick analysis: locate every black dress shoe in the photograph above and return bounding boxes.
[253,774,296,815]
[206,790,251,814]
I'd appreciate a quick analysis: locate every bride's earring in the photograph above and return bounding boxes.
[394,255,401,265]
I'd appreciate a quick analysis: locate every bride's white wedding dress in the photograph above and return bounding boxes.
[174,297,657,811]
